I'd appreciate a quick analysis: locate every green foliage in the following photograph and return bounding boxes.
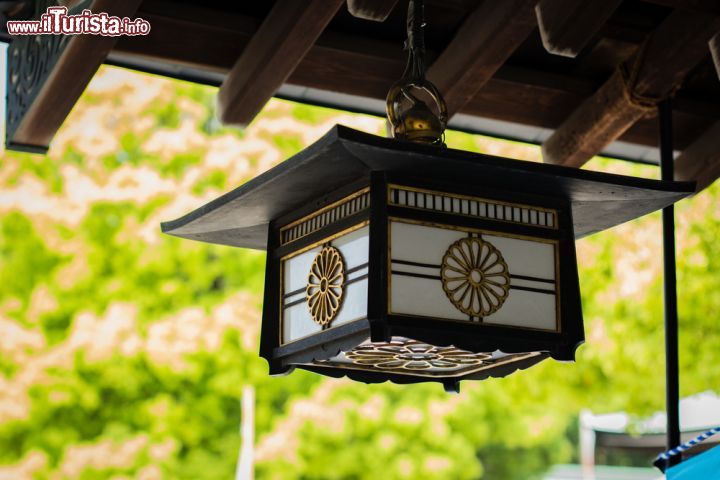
[1,66,718,479]
[145,100,182,129]
[0,212,63,320]
[192,170,228,195]
[2,151,65,192]
[271,134,304,158]
[290,103,338,124]
[164,152,205,179]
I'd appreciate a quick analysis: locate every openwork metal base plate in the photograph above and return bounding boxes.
[311,337,544,378]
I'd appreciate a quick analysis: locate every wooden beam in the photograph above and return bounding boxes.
[641,0,720,15]
[113,11,256,75]
[675,122,720,192]
[346,0,400,22]
[5,0,143,152]
[111,10,720,151]
[542,10,720,167]
[711,32,720,81]
[536,0,623,57]
[217,0,344,127]
[426,0,537,118]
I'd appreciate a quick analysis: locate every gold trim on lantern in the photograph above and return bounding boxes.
[441,237,510,317]
[280,188,370,245]
[387,183,559,230]
[280,222,369,262]
[306,246,346,327]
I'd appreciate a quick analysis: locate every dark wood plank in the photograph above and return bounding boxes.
[109,8,720,151]
[5,0,143,152]
[542,10,720,167]
[536,0,623,57]
[675,122,720,192]
[217,0,345,127]
[114,12,254,74]
[641,0,720,15]
[346,0,400,21]
[8,0,716,157]
[426,0,537,118]
[711,33,720,81]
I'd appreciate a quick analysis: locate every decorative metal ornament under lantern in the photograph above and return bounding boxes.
[161,0,693,392]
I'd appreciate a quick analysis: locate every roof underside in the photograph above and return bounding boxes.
[2,0,719,174]
[100,0,720,164]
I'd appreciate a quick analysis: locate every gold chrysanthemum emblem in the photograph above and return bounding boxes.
[306,246,345,326]
[441,237,510,316]
[345,339,491,371]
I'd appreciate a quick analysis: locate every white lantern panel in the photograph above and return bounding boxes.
[333,225,370,265]
[482,288,557,330]
[334,272,368,325]
[388,219,559,331]
[282,302,323,343]
[391,273,469,320]
[391,220,465,265]
[281,225,369,344]
[283,247,320,295]
[483,234,555,281]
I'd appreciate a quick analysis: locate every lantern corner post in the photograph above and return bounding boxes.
[259,220,289,376]
[367,171,391,343]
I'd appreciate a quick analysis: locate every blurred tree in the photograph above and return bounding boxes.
[0,66,717,479]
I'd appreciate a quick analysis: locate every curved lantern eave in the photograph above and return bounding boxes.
[161,125,693,246]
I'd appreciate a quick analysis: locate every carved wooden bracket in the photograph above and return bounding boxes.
[5,0,141,153]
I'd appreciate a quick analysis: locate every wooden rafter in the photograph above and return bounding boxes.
[542,10,720,168]
[536,0,623,58]
[217,0,345,128]
[5,0,143,153]
[346,0,400,22]
[641,0,720,15]
[111,9,720,152]
[711,33,720,80]
[675,122,720,192]
[426,0,537,118]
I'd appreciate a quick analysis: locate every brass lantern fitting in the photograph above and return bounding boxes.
[386,0,447,146]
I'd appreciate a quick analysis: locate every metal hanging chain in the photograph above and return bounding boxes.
[385,0,447,145]
[404,0,426,81]
[653,426,720,471]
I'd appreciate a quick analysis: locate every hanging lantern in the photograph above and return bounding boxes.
[161,1,693,392]
[162,126,692,392]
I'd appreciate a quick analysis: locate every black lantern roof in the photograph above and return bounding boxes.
[162,125,694,246]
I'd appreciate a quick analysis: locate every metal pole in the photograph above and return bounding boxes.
[659,98,681,467]
[236,385,255,480]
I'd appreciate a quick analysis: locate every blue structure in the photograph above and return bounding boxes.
[666,446,720,479]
